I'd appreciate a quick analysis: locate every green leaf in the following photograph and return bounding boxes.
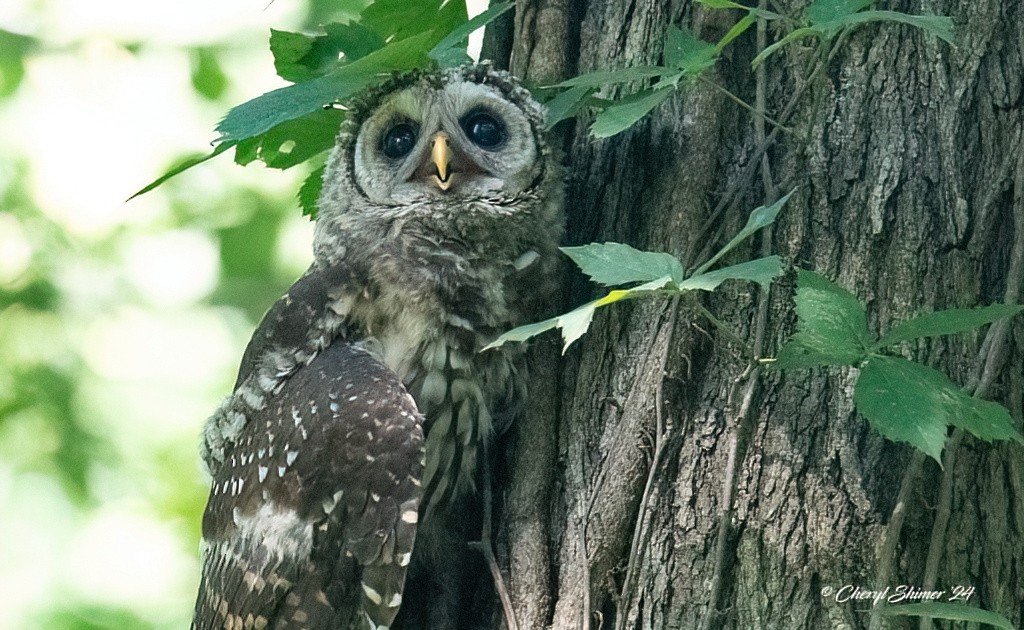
[557,302,599,352]
[484,317,559,350]
[270,29,321,82]
[716,13,758,51]
[754,2,952,68]
[875,304,1024,349]
[361,0,465,41]
[543,85,594,128]
[694,189,793,275]
[128,143,233,200]
[484,276,676,353]
[216,30,436,143]
[322,22,387,62]
[874,602,1016,630]
[561,242,685,286]
[695,0,785,20]
[233,108,343,169]
[952,391,1024,445]
[823,11,954,44]
[854,356,951,462]
[773,270,872,369]
[663,25,719,74]
[190,47,228,100]
[855,355,1023,463]
[695,0,749,9]
[429,1,514,65]
[548,66,675,89]
[270,23,386,83]
[679,255,783,291]
[298,164,326,219]
[591,87,674,138]
[482,301,596,354]
[804,0,873,25]
[0,29,36,98]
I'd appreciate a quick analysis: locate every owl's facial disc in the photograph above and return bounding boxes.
[351,80,540,205]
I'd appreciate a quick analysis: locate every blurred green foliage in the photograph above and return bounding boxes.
[0,1,360,628]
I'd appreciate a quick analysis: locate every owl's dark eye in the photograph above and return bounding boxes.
[461,111,506,149]
[381,122,417,159]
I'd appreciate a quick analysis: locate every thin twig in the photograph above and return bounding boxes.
[699,76,794,134]
[916,148,1024,630]
[469,442,518,630]
[579,444,614,630]
[691,300,758,358]
[614,298,680,629]
[685,27,852,274]
[700,12,780,622]
[866,449,926,630]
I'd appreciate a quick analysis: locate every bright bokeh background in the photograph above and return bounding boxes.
[0,1,484,627]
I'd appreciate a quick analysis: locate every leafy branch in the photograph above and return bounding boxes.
[772,270,1024,462]
[540,0,952,138]
[485,191,793,353]
[130,0,514,214]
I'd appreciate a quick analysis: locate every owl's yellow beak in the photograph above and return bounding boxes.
[431,132,452,191]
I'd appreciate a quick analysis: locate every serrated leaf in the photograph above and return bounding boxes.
[876,304,1023,349]
[298,164,325,219]
[557,302,598,353]
[855,355,1023,463]
[875,602,1015,630]
[548,66,675,89]
[233,108,343,169]
[270,24,386,83]
[543,85,593,128]
[679,255,783,291]
[591,87,674,138]
[483,300,600,354]
[562,242,685,286]
[128,143,233,200]
[854,356,950,463]
[953,392,1023,444]
[773,270,872,369]
[217,30,435,143]
[321,21,386,63]
[361,0,466,42]
[484,276,674,353]
[429,1,514,66]
[694,190,793,275]
[269,29,320,82]
[663,25,719,74]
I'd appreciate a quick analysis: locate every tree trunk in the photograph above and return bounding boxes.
[491,0,1024,628]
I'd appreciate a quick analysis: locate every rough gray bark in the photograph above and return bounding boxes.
[492,1,1024,629]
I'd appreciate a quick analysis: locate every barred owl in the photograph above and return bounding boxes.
[193,64,564,629]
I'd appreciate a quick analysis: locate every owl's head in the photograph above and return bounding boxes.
[319,64,554,212]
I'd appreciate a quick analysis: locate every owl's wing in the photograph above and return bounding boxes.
[234,263,356,389]
[193,341,424,630]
